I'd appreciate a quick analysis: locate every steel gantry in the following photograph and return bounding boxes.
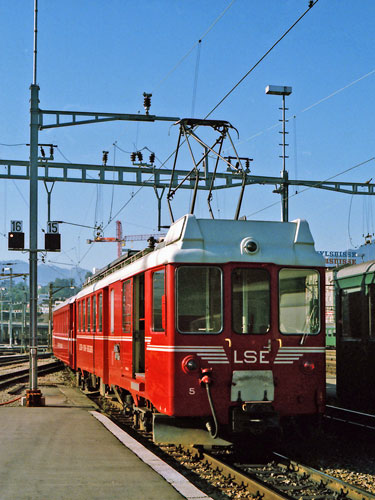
[2,157,375,195]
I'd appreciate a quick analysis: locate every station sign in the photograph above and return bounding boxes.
[8,220,24,250]
[318,250,360,267]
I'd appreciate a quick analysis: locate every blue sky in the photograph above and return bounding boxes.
[1,0,375,275]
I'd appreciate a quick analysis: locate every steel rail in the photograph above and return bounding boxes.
[0,360,62,390]
[0,352,51,367]
[324,405,375,431]
[274,453,375,500]
[186,446,290,500]
[185,447,375,500]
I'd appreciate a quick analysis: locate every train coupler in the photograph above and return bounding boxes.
[231,402,279,435]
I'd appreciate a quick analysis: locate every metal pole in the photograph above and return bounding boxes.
[281,94,289,222]
[27,0,42,403]
[8,268,13,347]
[33,0,38,86]
[29,82,39,393]
[48,283,52,351]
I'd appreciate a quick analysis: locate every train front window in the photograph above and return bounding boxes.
[232,268,270,334]
[279,268,320,334]
[176,266,222,333]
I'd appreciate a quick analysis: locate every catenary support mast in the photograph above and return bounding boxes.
[27,0,41,404]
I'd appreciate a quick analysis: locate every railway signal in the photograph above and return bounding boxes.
[8,221,25,251]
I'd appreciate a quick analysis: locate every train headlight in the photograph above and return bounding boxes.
[241,237,259,255]
[301,359,315,373]
[182,355,199,374]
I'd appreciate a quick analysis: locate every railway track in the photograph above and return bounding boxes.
[183,447,375,500]
[325,405,375,432]
[0,352,51,367]
[87,391,375,500]
[0,360,63,390]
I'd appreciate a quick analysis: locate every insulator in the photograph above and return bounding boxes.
[130,152,136,162]
[102,151,109,165]
[143,92,152,115]
[40,146,45,158]
[137,151,143,162]
[308,0,313,7]
[149,152,155,164]
[49,145,54,157]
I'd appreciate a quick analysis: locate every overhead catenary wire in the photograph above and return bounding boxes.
[154,0,320,173]
[109,142,117,223]
[235,68,375,149]
[56,146,72,163]
[204,0,319,120]
[246,156,375,219]
[152,0,237,93]
[347,195,357,248]
[97,1,319,232]
[191,40,202,117]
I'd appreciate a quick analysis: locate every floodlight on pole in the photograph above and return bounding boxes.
[265,85,292,222]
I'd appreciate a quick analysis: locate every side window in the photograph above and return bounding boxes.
[369,285,375,339]
[232,268,270,334]
[87,298,91,332]
[122,280,132,333]
[176,266,222,333]
[98,293,102,332]
[78,301,81,332]
[92,295,96,333]
[279,268,320,334]
[340,288,365,338]
[82,300,86,331]
[152,270,165,331]
[110,288,115,334]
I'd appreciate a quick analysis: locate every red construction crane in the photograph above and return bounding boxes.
[87,221,165,258]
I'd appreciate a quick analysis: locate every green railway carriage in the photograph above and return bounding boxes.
[335,261,375,411]
[326,326,336,348]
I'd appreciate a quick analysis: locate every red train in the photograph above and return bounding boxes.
[53,214,326,445]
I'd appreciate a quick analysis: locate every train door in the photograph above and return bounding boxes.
[69,303,75,369]
[101,288,109,386]
[228,265,276,405]
[133,273,145,377]
[121,279,133,377]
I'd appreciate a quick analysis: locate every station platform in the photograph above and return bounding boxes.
[0,385,212,500]
[326,375,337,401]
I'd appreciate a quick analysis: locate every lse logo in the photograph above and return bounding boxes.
[234,350,270,364]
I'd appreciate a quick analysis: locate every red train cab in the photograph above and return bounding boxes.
[53,214,326,445]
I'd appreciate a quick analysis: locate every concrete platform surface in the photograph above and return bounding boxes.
[326,376,337,400]
[0,385,210,500]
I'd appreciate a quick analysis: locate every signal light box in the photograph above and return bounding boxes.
[8,231,25,250]
[45,233,61,252]
[8,220,24,250]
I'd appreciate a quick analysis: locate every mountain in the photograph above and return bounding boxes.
[0,260,90,286]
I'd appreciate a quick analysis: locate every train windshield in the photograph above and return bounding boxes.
[279,268,320,335]
[232,268,270,334]
[176,266,222,333]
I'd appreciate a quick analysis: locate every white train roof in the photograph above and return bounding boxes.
[336,259,375,279]
[71,214,324,302]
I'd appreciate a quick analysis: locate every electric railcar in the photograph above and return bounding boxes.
[53,214,326,445]
[335,261,375,411]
